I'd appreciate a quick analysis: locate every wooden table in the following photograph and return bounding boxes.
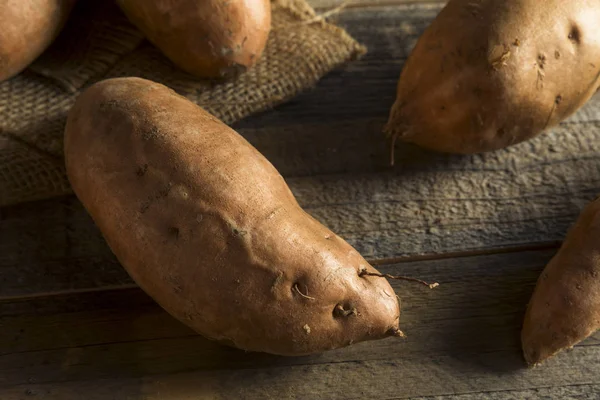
[2,1,600,398]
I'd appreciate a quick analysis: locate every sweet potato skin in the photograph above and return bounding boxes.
[386,0,600,155]
[0,0,76,82]
[522,197,600,366]
[116,0,271,78]
[64,77,400,356]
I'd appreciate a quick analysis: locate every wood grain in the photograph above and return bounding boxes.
[2,381,600,400]
[0,249,598,399]
[310,0,446,11]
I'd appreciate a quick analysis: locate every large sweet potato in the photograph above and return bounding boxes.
[116,0,271,78]
[64,77,401,356]
[386,0,600,157]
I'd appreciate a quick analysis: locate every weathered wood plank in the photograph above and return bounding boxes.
[1,348,599,399]
[1,249,599,398]
[310,0,446,11]
[410,385,600,400]
[2,382,600,400]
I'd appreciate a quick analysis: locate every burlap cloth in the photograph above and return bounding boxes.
[0,0,365,208]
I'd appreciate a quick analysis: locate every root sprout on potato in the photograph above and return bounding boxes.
[64,77,403,356]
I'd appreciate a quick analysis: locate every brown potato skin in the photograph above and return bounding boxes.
[0,0,76,82]
[386,0,600,155]
[116,0,271,78]
[64,77,400,356]
[522,197,600,366]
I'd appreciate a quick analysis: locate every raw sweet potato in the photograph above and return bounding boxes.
[64,77,402,356]
[0,0,76,82]
[522,196,600,366]
[385,0,600,157]
[116,0,271,78]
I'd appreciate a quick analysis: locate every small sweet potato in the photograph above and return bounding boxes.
[64,77,401,356]
[522,196,600,366]
[386,0,600,156]
[116,0,271,78]
[0,0,76,82]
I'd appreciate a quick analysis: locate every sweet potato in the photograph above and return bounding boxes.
[116,0,271,78]
[0,0,76,82]
[64,77,401,356]
[522,196,600,366]
[385,0,600,157]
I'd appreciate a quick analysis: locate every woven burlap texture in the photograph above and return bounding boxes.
[0,0,365,208]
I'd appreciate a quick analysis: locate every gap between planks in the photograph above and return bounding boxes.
[311,0,446,12]
[0,241,561,302]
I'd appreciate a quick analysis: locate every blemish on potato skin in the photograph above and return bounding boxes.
[136,164,148,177]
[232,227,247,236]
[168,274,183,293]
[266,207,282,220]
[568,25,581,44]
[271,270,284,293]
[168,226,180,239]
[489,44,511,70]
[333,304,358,318]
[142,127,162,141]
[538,54,547,68]
[99,99,119,111]
[139,184,173,213]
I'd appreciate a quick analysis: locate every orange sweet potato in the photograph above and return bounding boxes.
[116,0,271,78]
[522,196,600,366]
[64,77,402,356]
[0,0,76,82]
[386,0,600,156]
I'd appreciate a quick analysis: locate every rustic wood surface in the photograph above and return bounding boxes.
[2,0,600,399]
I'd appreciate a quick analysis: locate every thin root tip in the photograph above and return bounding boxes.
[388,327,406,338]
[429,283,440,289]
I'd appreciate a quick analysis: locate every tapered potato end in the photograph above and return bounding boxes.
[521,292,595,367]
[521,198,600,367]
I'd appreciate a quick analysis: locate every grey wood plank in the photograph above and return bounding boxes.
[1,347,599,399]
[309,0,446,11]
[2,383,599,400]
[409,384,600,400]
[1,249,599,398]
